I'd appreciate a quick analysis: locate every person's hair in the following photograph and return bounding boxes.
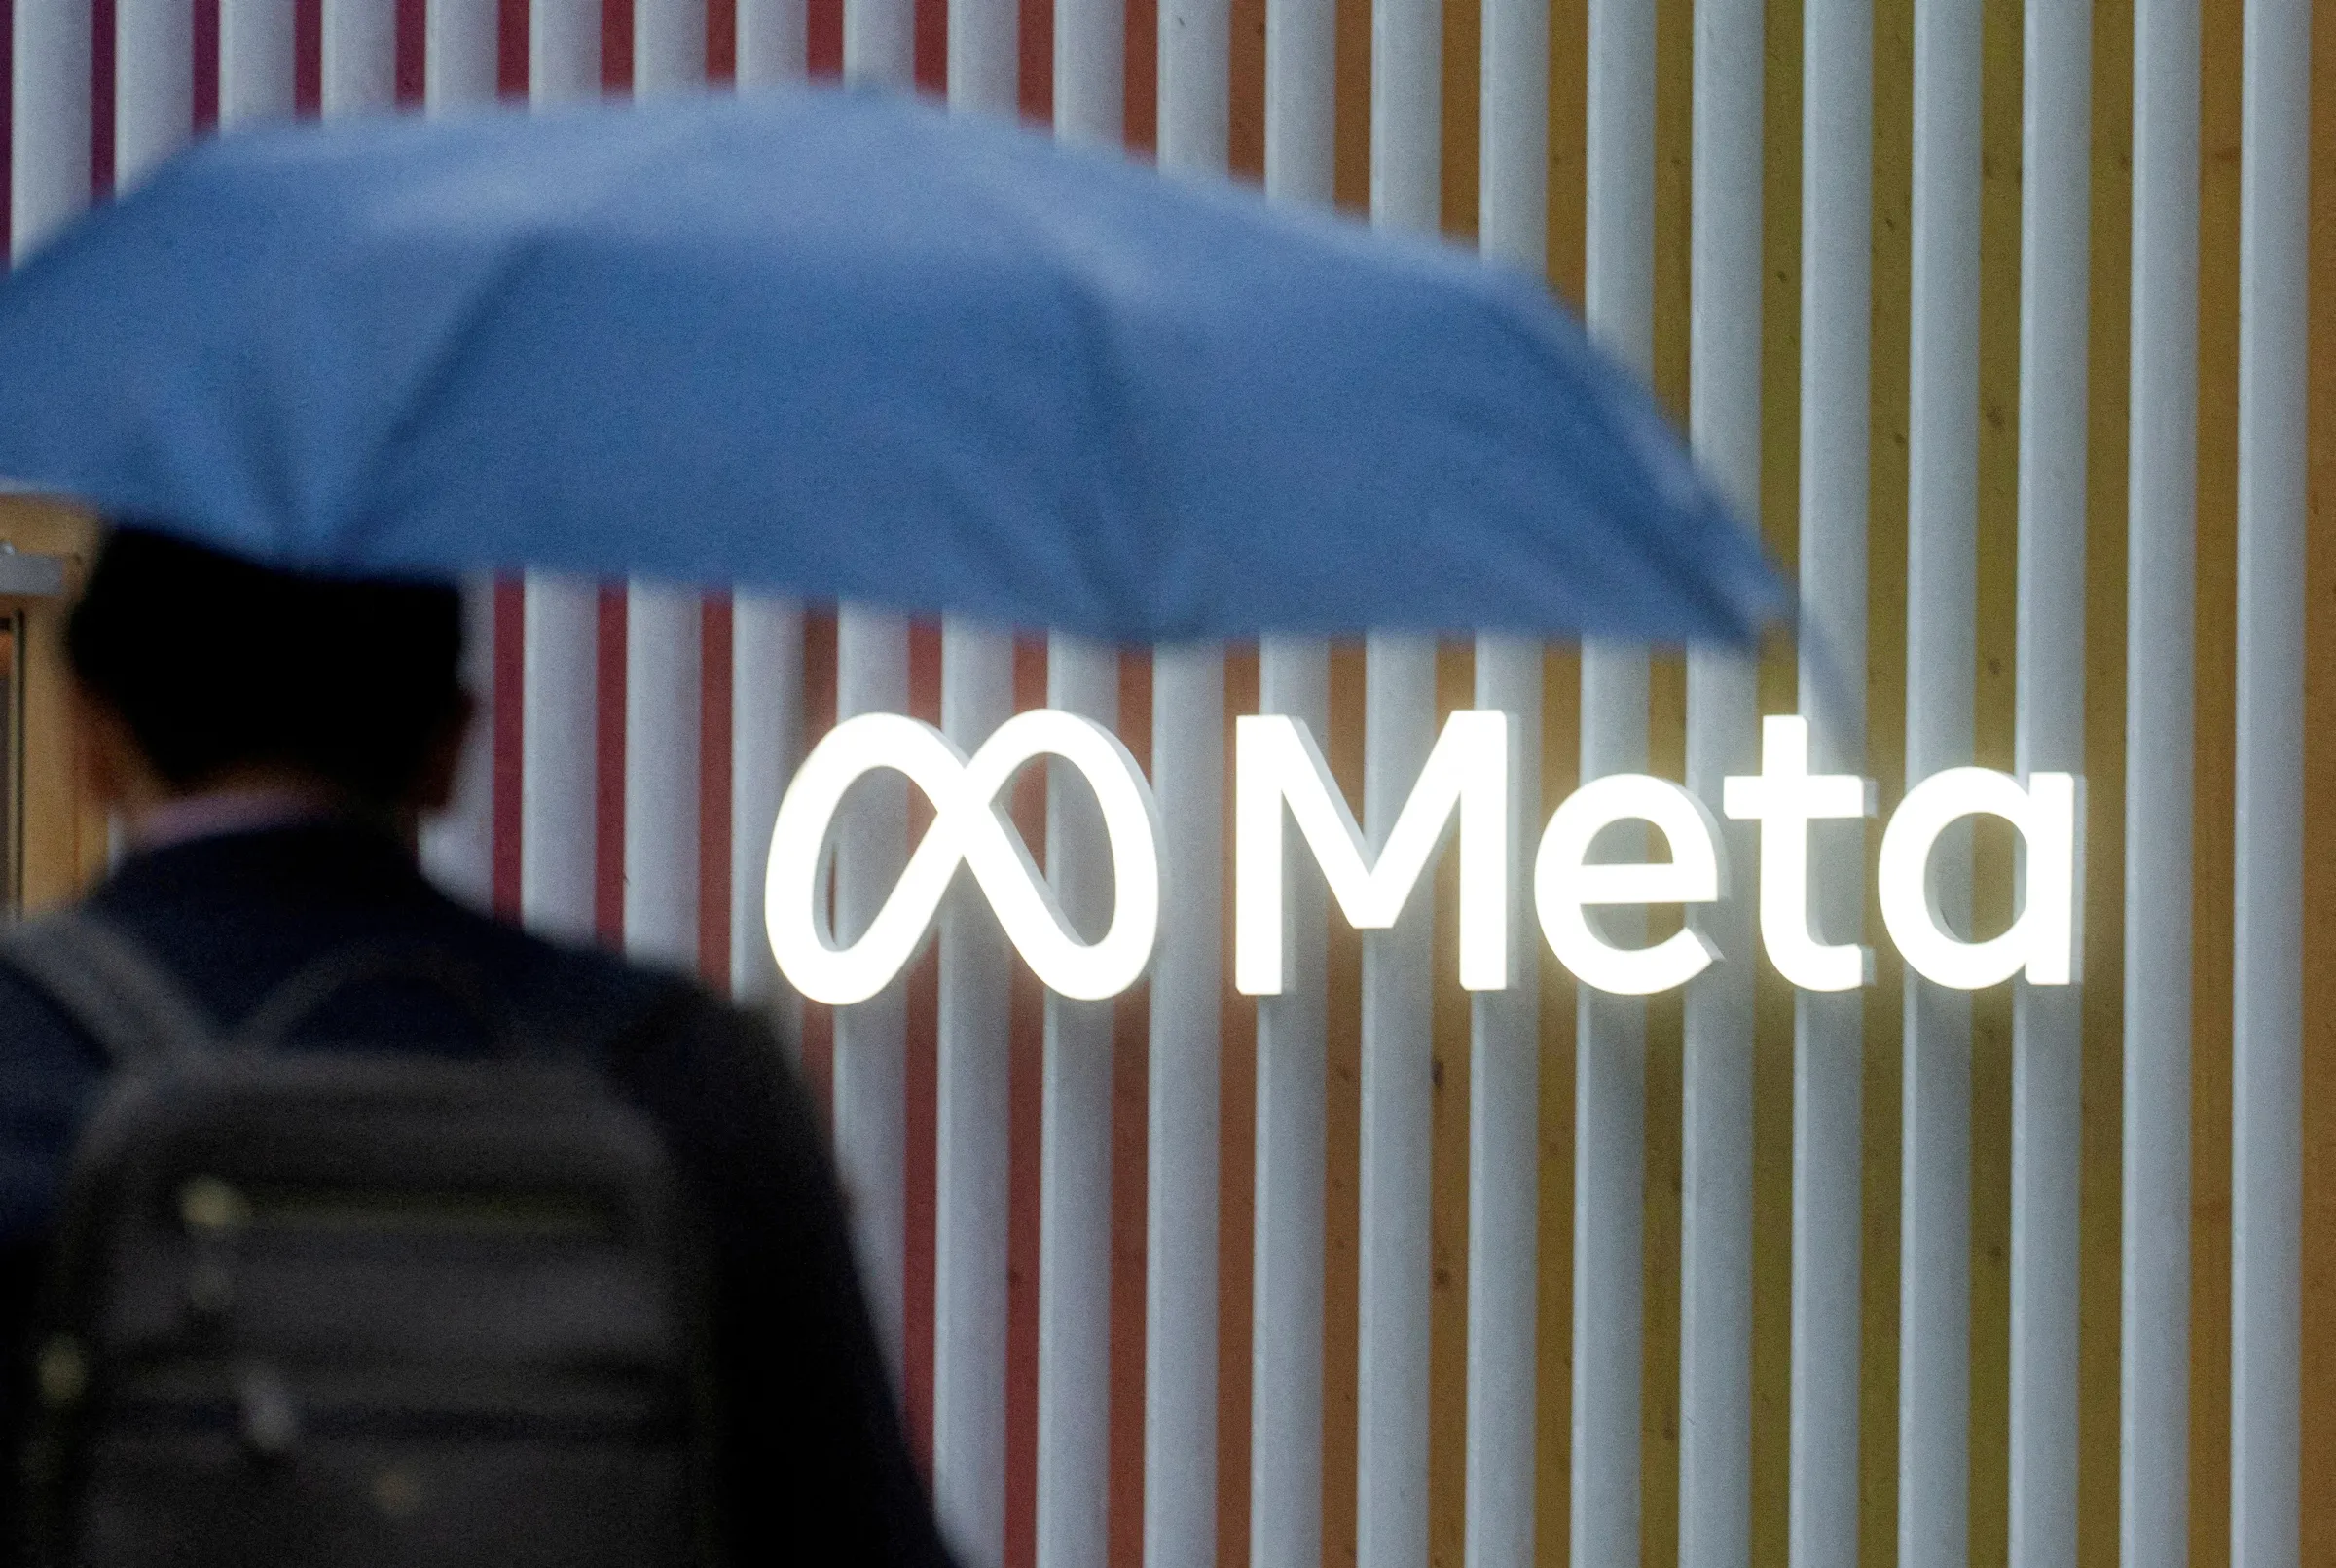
[66,526,466,808]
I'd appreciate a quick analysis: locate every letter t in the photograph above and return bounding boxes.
[1720,714,1874,992]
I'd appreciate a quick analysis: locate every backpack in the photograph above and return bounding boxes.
[1,912,720,1568]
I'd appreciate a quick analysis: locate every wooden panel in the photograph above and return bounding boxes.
[0,499,102,912]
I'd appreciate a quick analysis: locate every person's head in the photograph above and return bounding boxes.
[67,526,472,827]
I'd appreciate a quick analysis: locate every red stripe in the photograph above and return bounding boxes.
[393,0,424,104]
[499,0,529,96]
[601,0,631,91]
[492,580,527,920]
[707,0,735,82]
[699,594,735,985]
[806,0,840,77]
[1015,0,1048,123]
[193,0,220,128]
[294,0,321,114]
[1003,636,1047,1568]
[91,0,116,194]
[594,584,628,948]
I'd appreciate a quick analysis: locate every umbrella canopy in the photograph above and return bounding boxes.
[0,87,1780,646]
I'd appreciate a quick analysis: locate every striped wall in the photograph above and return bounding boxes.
[5,4,2331,1568]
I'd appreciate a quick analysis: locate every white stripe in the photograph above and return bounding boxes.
[1575,2,1652,1563]
[12,0,90,261]
[1146,7,1228,1566]
[1465,1,1547,1562]
[1679,6,1760,1568]
[1792,6,1870,1568]
[1253,4,1333,1561]
[426,0,499,111]
[1898,5,1978,1566]
[521,576,600,942]
[323,0,396,115]
[1356,0,1439,1558]
[731,596,805,1008]
[2008,2,2088,1562]
[220,0,296,126]
[115,0,192,190]
[1037,636,1118,1568]
[834,607,913,1367]
[1251,638,1329,1568]
[2230,3,2306,1564]
[2122,2,2198,1563]
[934,620,1013,1568]
[845,0,913,87]
[532,0,602,101]
[623,583,702,971]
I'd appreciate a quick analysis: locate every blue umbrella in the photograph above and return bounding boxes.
[0,86,1780,646]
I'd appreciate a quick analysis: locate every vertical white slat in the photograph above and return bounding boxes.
[1465,640,1544,1568]
[2007,2,2088,1562]
[622,0,710,978]
[12,0,90,260]
[1574,3,1653,1564]
[1038,637,1118,1568]
[934,621,1014,1568]
[623,582,702,970]
[1252,637,1330,1568]
[521,578,599,943]
[116,0,192,191]
[846,0,913,90]
[532,0,602,101]
[1355,0,1438,1560]
[414,0,500,914]
[829,0,918,1379]
[1356,638,1435,1568]
[1033,20,1123,1566]
[738,0,808,88]
[1253,0,1333,1562]
[1145,12,1228,1568]
[636,0,707,91]
[1678,5,1760,1566]
[732,596,804,1007]
[1792,6,1870,1568]
[930,5,1017,1556]
[2122,2,2197,1564]
[1897,6,1979,1567]
[220,0,295,125]
[835,608,913,1364]
[520,5,602,948]
[2230,4,2307,1564]
[323,0,395,115]
[1146,642,1226,1568]
[950,0,1013,114]
[1464,2,1546,1565]
[427,0,499,111]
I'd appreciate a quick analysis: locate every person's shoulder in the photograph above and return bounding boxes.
[439,904,769,1066]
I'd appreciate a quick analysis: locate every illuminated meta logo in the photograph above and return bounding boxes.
[766,709,2080,1005]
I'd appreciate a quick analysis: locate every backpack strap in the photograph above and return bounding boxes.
[232,940,512,1053]
[0,911,221,1067]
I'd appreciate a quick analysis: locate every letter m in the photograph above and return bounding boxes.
[1233,710,1511,996]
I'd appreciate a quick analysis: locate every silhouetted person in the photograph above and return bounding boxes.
[0,527,952,1567]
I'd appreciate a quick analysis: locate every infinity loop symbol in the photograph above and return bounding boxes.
[765,710,1163,1005]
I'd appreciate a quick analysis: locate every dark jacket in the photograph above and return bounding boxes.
[0,821,952,1567]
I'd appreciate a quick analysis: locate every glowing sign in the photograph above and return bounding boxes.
[1877,767,2079,989]
[1721,714,1876,993]
[1233,711,1511,995]
[763,707,2083,1003]
[763,709,1160,1005]
[1535,774,1723,996]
